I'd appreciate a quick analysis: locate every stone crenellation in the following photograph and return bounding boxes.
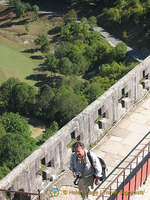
[0,56,150,199]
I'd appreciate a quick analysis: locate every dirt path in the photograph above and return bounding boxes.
[32,128,45,138]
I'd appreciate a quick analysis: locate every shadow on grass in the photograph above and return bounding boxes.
[48,26,60,35]
[26,73,62,88]
[0,21,12,28]
[16,32,27,36]
[0,7,15,18]
[30,55,43,60]
[33,65,47,72]
[38,75,62,88]
[13,19,28,25]
[0,18,28,28]
[22,48,39,53]
[39,13,52,18]
[26,73,47,82]
[0,17,9,23]
[0,16,18,25]
[52,34,60,42]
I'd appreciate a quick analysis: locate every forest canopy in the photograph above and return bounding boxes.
[0,0,141,180]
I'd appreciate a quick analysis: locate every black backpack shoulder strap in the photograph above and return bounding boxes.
[87,151,97,178]
[87,150,94,167]
[87,151,106,181]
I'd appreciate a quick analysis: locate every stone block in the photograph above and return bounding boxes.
[121,97,132,109]
[142,79,150,90]
[98,118,109,130]
[42,167,56,180]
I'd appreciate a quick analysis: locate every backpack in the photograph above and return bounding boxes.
[87,151,106,181]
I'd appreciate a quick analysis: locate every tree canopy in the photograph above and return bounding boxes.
[0,112,37,179]
[0,133,36,170]
[0,112,31,137]
[53,86,88,126]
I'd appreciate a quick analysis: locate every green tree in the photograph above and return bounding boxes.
[60,22,90,42]
[32,5,39,19]
[45,54,59,73]
[88,16,97,29]
[60,76,85,94]
[81,17,89,25]
[99,61,131,81]
[35,34,50,53]
[8,0,21,6]
[0,77,20,109]
[8,0,14,5]
[132,3,144,24]
[147,0,150,9]
[53,86,88,126]
[56,41,89,75]
[84,82,103,103]
[16,3,26,18]
[38,121,59,144]
[0,133,36,170]
[59,57,73,76]
[11,82,37,114]
[35,84,55,120]
[0,112,31,137]
[91,76,113,90]
[107,7,121,23]
[25,23,29,34]
[63,9,77,24]
[0,164,11,180]
[123,31,128,42]
[114,42,127,61]
[55,42,72,58]
[0,123,6,140]
[25,2,31,10]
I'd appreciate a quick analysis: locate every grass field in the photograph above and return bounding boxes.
[0,4,63,86]
[0,37,42,86]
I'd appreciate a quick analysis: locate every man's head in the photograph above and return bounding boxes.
[74,141,85,159]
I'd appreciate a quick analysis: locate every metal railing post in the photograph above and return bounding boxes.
[38,189,41,200]
[140,150,144,186]
[128,163,132,200]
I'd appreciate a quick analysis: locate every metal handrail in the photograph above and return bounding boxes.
[94,131,150,192]
[95,132,150,199]
[0,189,41,200]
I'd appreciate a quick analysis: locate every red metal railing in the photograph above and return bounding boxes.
[95,132,150,200]
[0,189,41,200]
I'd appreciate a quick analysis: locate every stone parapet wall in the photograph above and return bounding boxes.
[0,56,150,197]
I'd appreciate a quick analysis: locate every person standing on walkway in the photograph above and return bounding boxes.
[70,141,103,200]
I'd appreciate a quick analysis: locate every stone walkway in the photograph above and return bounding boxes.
[40,93,150,200]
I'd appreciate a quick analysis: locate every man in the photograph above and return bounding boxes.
[70,141,103,199]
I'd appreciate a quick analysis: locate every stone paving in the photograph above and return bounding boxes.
[40,93,150,200]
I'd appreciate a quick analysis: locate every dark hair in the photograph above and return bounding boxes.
[74,141,85,150]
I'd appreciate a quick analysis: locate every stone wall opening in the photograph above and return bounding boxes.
[42,158,55,180]
[71,131,75,139]
[41,157,46,165]
[140,70,149,89]
[96,107,108,130]
[119,87,130,109]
